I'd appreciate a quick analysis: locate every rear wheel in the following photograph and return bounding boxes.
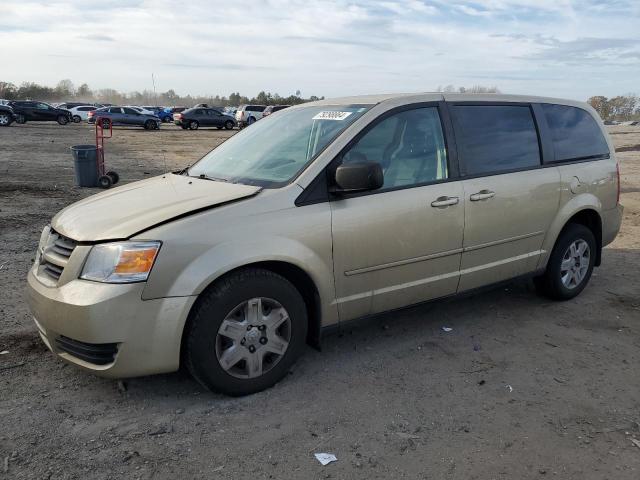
[57,115,69,125]
[98,175,113,189]
[185,268,308,396]
[0,113,12,126]
[225,120,234,130]
[189,120,199,130]
[72,115,81,123]
[534,223,596,300]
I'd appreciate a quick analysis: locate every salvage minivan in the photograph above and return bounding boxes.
[27,93,623,395]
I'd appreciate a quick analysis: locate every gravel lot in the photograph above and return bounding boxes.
[1,122,639,479]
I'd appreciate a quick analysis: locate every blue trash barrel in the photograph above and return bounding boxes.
[70,145,98,187]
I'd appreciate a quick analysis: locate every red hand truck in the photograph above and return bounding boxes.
[94,116,120,188]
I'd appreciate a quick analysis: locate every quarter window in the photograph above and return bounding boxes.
[452,105,540,176]
[541,104,609,161]
[342,107,448,189]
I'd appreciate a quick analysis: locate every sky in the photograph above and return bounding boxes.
[0,0,639,101]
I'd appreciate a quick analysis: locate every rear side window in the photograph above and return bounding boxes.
[541,104,609,161]
[451,105,540,176]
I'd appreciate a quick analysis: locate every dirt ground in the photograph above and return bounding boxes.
[0,122,639,479]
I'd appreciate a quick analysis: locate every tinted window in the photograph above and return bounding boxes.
[342,107,448,189]
[194,109,205,115]
[123,107,139,115]
[542,104,609,161]
[452,105,540,175]
[108,107,122,114]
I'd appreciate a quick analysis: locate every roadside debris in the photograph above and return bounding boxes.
[441,326,453,332]
[314,453,337,465]
[506,384,513,393]
[631,438,640,449]
[0,350,9,355]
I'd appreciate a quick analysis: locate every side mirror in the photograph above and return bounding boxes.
[333,162,383,193]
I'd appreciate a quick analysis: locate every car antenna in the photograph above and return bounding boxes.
[152,72,168,176]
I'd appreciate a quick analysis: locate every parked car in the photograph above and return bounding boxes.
[8,101,73,125]
[57,102,92,110]
[88,106,161,130]
[67,105,97,123]
[145,107,174,123]
[173,107,236,130]
[235,104,266,127]
[170,106,187,114]
[26,93,622,396]
[125,106,155,115]
[262,105,290,117]
[0,104,15,126]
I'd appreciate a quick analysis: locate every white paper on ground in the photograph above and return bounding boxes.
[314,453,337,465]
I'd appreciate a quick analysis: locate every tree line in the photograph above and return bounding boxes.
[588,95,639,121]
[0,79,324,107]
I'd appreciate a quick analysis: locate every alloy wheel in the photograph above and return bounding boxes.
[560,239,590,289]
[215,297,291,379]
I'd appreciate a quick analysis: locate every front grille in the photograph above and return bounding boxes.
[40,229,77,282]
[55,336,119,365]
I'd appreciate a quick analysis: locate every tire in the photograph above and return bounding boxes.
[57,115,69,125]
[72,115,81,123]
[534,223,596,300]
[98,175,113,189]
[143,120,154,130]
[185,268,308,396]
[225,120,234,130]
[247,116,255,125]
[189,120,199,130]
[106,170,119,185]
[15,114,26,124]
[0,113,12,127]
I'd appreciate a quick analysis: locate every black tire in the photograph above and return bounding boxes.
[189,120,199,130]
[185,268,308,396]
[0,113,12,127]
[225,120,234,130]
[57,115,69,125]
[143,120,154,130]
[106,170,119,185]
[98,175,113,189]
[534,223,596,300]
[15,114,26,124]
[72,115,81,123]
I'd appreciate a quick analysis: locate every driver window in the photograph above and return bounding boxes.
[342,107,448,189]
[123,108,138,115]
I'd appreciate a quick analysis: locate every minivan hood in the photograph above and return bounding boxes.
[52,174,261,241]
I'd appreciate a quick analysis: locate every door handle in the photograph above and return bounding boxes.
[469,190,495,201]
[431,196,459,208]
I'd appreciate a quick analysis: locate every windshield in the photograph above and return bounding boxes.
[187,104,370,187]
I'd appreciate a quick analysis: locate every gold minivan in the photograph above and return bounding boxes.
[26,93,623,395]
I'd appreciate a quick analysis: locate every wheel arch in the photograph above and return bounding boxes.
[540,201,603,270]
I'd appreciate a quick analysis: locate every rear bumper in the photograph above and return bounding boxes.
[26,269,197,378]
[602,203,624,247]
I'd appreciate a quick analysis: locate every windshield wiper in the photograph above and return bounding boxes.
[195,173,230,183]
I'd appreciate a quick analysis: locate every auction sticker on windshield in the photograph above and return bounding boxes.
[312,111,353,121]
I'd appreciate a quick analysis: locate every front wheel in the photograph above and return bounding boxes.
[534,223,596,300]
[57,115,69,125]
[225,120,234,130]
[185,268,308,396]
[0,113,12,126]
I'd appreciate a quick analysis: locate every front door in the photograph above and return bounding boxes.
[448,103,561,291]
[331,105,464,320]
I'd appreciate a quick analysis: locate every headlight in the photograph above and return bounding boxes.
[80,241,161,283]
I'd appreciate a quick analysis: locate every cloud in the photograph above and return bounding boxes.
[0,0,638,100]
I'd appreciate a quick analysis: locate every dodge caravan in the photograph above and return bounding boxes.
[26,93,623,395]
